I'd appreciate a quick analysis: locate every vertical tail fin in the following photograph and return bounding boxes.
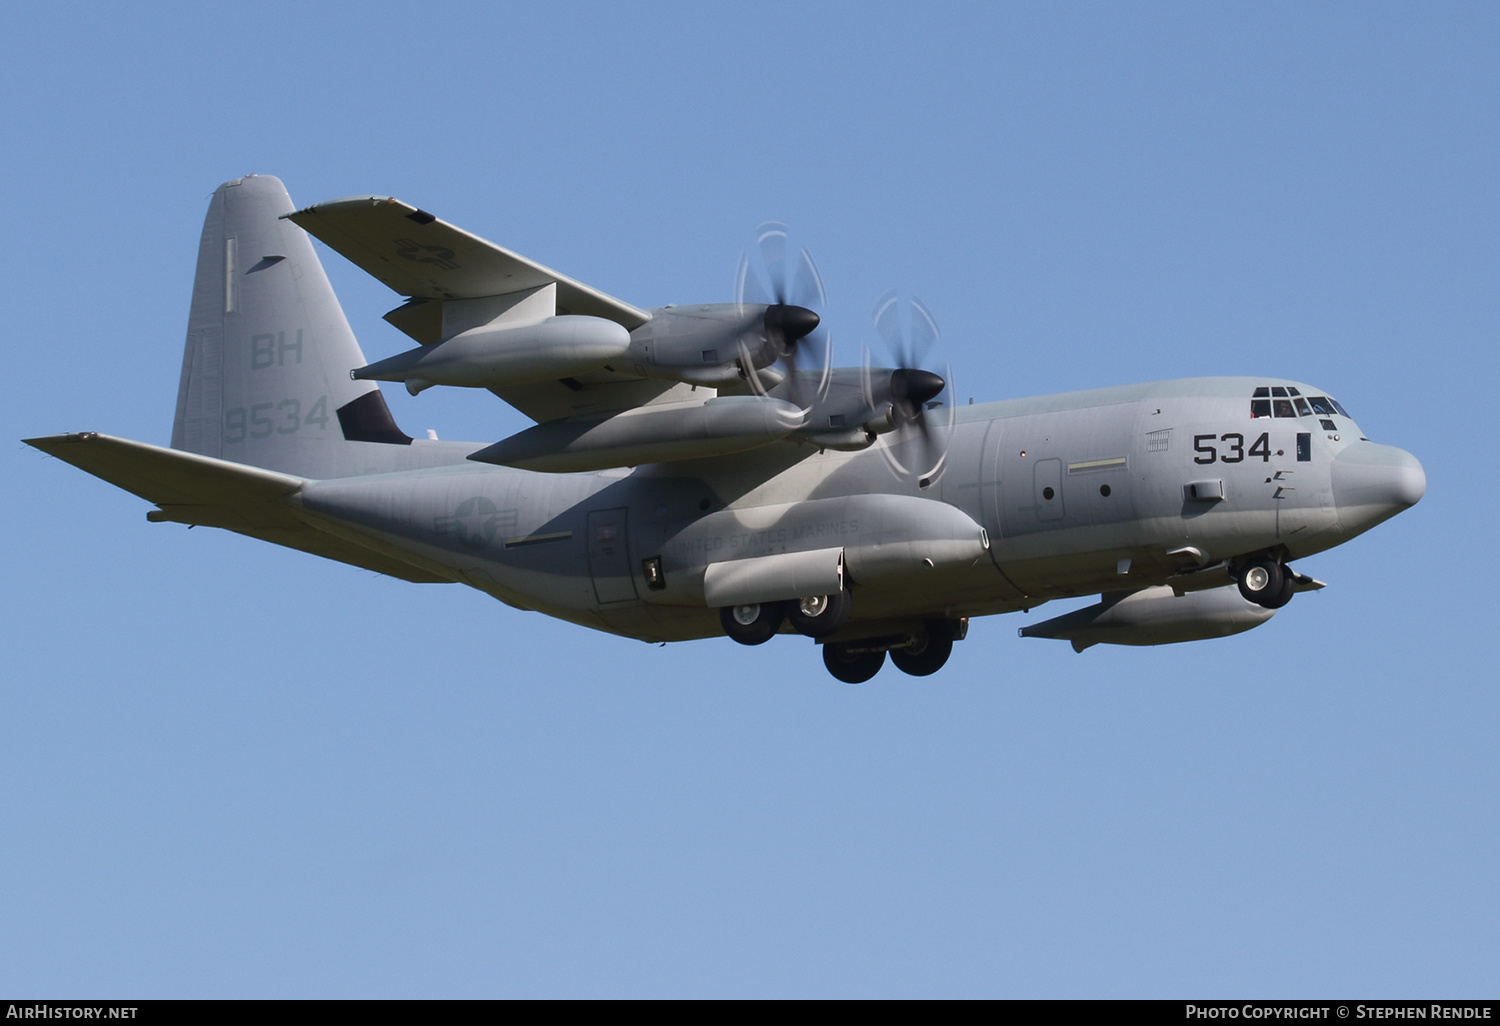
[171,174,411,478]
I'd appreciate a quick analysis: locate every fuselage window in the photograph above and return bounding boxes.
[1320,418,1337,431]
[1251,399,1272,418]
[1294,397,1311,417]
[1296,433,1311,461]
[1274,399,1296,418]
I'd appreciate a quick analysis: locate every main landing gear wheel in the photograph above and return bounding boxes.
[889,630,954,677]
[786,586,851,638]
[720,602,784,645]
[822,641,885,684]
[1237,557,1295,609]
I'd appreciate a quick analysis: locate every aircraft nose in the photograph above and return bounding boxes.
[1331,441,1425,536]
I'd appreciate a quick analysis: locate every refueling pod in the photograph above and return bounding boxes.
[1019,584,1275,652]
[355,314,631,394]
[468,394,807,473]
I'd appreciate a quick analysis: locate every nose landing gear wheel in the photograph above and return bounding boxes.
[1237,557,1286,609]
[786,586,851,638]
[1265,567,1297,609]
[889,631,954,676]
[822,641,885,684]
[720,602,785,645]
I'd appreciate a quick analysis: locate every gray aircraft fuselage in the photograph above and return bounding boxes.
[292,375,1421,643]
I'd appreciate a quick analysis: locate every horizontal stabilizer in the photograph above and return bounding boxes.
[25,433,450,584]
[285,196,649,331]
[27,432,302,506]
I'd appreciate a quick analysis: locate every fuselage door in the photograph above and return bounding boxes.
[1034,458,1065,521]
[587,507,638,604]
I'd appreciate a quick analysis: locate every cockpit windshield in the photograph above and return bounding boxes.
[1250,385,1352,422]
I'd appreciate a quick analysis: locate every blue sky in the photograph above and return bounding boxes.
[3,1,1496,997]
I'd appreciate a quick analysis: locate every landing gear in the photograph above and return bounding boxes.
[822,641,885,684]
[786,587,851,638]
[720,585,852,646]
[889,630,953,676]
[1269,569,1296,609]
[820,618,966,682]
[1237,556,1296,609]
[720,602,784,645]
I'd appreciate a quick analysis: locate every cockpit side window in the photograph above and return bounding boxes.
[1251,399,1272,418]
[1294,397,1311,417]
[1308,396,1336,416]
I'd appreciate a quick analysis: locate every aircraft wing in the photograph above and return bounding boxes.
[287,194,706,426]
[25,433,453,584]
[284,195,649,330]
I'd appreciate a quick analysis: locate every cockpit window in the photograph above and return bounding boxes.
[1252,386,1355,422]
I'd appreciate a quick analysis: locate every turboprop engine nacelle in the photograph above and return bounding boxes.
[628,304,815,387]
[1018,584,1275,652]
[353,314,631,394]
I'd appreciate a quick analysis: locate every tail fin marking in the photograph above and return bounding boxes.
[171,174,411,477]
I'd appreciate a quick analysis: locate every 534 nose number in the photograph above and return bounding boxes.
[1193,432,1271,464]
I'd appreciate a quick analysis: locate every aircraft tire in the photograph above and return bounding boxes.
[823,642,884,684]
[720,602,784,645]
[1237,557,1285,608]
[1263,566,1297,609]
[786,586,851,638]
[889,631,954,677]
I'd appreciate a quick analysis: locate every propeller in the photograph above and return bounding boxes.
[868,290,953,488]
[734,222,831,407]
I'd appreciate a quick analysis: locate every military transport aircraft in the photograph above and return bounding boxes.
[26,175,1425,682]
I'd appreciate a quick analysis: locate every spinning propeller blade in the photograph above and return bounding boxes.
[869,290,953,487]
[735,223,830,406]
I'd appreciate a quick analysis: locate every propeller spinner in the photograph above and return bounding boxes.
[735,223,830,404]
[869,291,953,488]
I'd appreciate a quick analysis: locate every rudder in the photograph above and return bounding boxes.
[171,174,411,478]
